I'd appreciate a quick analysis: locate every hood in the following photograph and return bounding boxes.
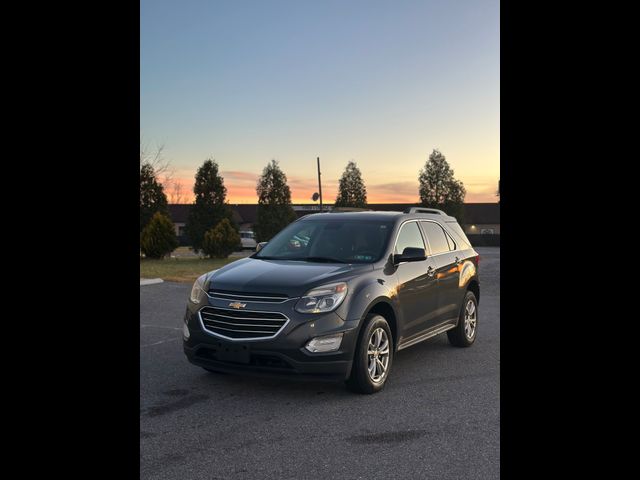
[207,257,373,297]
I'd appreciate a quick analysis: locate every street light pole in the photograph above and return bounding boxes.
[317,156,323,212]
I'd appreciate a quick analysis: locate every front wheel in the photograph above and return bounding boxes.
[346,314,394,394]
[447,290,478,347]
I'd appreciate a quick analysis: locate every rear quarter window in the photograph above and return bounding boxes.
[420,222,450,255]
[446,221,472,248]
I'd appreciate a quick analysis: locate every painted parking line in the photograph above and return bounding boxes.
[141,337,181,348]
[140,325,182,330]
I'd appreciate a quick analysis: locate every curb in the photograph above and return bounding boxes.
[140,278,164,286]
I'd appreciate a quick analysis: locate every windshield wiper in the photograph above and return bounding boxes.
[303,256,347,264]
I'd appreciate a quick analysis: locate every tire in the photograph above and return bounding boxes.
[346,314,394,394]
[447,290,478,347]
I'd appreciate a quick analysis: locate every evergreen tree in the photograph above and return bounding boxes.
[418,149,466,221]
[140,212,178,259]
[186,159,234,252]
[334,161,367,208]
[140,163,169,232]
[254,160,297,242]
[202,218,241,258]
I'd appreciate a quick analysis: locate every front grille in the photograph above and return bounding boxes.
[208,289,289,303]
[199,306,289,339]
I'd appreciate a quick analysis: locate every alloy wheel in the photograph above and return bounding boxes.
[367,327,390,383]
[464,299,477,340]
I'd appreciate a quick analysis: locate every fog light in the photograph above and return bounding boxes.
[183,322,190,340]
[305,333,343,353]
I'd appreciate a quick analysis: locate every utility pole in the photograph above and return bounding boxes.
[317,156,323,212]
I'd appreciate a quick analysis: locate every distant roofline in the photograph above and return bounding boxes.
[168,202,499,205]
[167,202,499,225]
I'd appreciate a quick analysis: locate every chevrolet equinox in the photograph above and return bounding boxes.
[183,208,479,393]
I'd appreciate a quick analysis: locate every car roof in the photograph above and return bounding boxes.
[298,211,458,223]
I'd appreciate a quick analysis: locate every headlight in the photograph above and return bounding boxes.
[189,273,208,304]
[295,282,348,313]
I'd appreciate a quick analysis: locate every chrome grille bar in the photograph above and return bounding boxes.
[198,306,289,341]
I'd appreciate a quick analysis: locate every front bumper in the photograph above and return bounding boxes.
[182,298,360,381]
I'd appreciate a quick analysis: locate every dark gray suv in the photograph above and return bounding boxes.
[183,208,479,393]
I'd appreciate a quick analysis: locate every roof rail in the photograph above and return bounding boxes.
[330,207,371,212]
[403,207,447,215]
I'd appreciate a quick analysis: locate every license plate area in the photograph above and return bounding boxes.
[215,341,250,364]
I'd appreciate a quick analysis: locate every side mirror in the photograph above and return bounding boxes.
[256,242,268,252]
[393,247,426,264]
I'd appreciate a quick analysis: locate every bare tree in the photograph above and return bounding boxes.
[140,137,175,190]
[169,181,184,204]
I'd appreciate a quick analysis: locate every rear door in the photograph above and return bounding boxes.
[420,221,462,323]
[393,221,439,341]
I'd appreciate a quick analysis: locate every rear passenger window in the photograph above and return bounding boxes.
[395,222,425,254]
[421,222,450,255]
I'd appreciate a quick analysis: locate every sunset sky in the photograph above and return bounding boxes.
[141,0,499,204]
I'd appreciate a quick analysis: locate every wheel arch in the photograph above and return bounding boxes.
[361,299,399,350]
[467,278,480,304]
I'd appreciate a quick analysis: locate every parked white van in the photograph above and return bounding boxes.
[239,230,257,249]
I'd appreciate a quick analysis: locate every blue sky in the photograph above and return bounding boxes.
[141,0,499,203]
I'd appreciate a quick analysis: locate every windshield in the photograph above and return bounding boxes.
[254,219,394,263]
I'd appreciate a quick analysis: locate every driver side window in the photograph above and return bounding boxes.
[395,222,425,255]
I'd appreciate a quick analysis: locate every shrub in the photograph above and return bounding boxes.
[202,218,241,258]
[140,212,179,259]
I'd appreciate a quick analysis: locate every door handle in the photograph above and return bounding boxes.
[454,256,461,265]
[427,266,435,277]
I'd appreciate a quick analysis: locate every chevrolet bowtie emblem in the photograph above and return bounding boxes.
[229,302,247,309]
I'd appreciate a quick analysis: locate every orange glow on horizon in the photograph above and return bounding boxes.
[164,171,498,204]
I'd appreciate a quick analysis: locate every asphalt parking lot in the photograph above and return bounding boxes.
[140,247,500,480]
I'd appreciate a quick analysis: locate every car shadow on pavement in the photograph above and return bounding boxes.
[198,370,350,397]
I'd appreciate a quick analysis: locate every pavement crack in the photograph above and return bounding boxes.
[346,429,427,445]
